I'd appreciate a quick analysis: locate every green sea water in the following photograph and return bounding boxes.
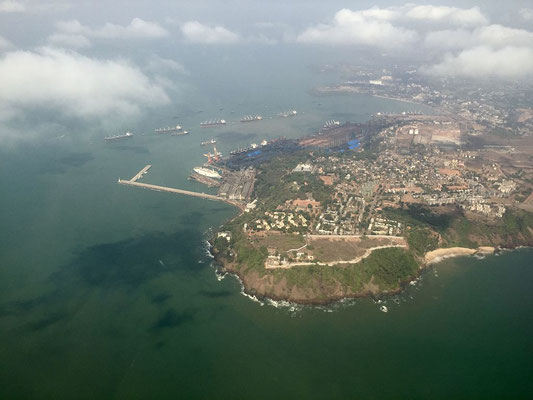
[1,50,532,399]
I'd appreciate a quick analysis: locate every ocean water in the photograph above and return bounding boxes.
[1,49,532,399]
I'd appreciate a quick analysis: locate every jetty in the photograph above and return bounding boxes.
[130,165,151,182]
[118,165,244,209]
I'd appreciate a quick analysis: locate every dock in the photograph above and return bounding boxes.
[130,165,151,182]
[118,165,244,209]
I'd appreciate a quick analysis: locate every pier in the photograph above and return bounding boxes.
[119,165,244,209]
[130,165,151,182]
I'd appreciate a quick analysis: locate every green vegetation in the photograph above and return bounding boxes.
[213,143,533,302]
[278,247,418,294]
[385,205,533,249]
[385,205,454,232]
[407,228,439,256]
[362,247,419,289]
[254,233,305,253]
[252,151,335,211]
[236,245,268,272]
[282,172,333,205]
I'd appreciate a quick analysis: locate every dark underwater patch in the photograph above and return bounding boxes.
[59,152,94,168]
[151,293,172,304]
[108,145,150,154]
[51,229,206,289]
[0,291,61,317]
[151,309,195,331]
[24,311,70,332]
[198,290,233,298]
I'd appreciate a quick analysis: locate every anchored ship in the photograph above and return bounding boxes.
[193,167,222,179]
[201,139,217,146]
[105,132,133,141]
[155,125,182,134]
[240,115,263,122]
[229,139,269,155]
[278,110,298,118]
[200,119,226,128]
[323,120,340,128]
[171,130,189,136]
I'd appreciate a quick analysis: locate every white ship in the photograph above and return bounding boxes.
[240,115,263,122]
[323,120,340,128]
[155,125,182,134]
[200,119,226,127]
[278,110,298,118]
[201,139,217,146]
[171,130,189,136]
[105,132,133,141]
[193,167,222,179]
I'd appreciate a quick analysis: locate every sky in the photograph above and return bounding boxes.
[0,0,532,139]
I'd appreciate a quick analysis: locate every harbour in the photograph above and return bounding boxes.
[3,88,531,400]
[118,165,251,210]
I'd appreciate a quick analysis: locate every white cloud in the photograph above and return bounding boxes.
[55,18,169,40]
[520,8,533,21]
[0,1,25,12]
[296,4,532,80]
[424,29,474,51]
[296,8,417,48]
[47,33,91,49]
[47,18,169,49]
[425,25,533,51]
[406,5,488,26]
[423,46,533,79]
[0,35,13,50]
[145,55,187,75]
[295,4,491,48]
[0,47,170,121]
[181,21,241,44]
[476,25,533,48]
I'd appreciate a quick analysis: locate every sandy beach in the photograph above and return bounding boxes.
[425,247,495,264]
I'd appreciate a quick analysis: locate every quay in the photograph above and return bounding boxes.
[130,165,151,182]
[118,165,244,209]
[119,179,222,201]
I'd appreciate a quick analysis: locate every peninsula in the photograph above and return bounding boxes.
[210,112,533,304]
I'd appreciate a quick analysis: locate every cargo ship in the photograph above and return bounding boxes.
[229,139,269,155]
[323,120,340,128]
[201,139,217,146]
[240,115,263,122]
[105,131,133,141]
[155,125,182,134]
[193,167,222,179]
[200,119,226,128]
[278,110,298,118]
[171,130,189,136]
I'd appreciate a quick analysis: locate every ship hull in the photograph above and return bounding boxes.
[105,134,133,141]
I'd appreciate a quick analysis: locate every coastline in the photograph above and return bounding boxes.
[211,241,519,305]
[371,94,424,106]
[424,246,495,264]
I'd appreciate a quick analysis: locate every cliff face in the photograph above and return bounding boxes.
[225,266,385,304]
[216,240,530,304]
[215,246,417,304]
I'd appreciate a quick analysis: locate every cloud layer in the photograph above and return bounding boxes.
[48,18,169,48]
[0,35,12,50]
[405,5,487,26]
[423,46,533,79]
[180,21,241,44]
[0,0,25,12]
[0,47,169,121]
[297,8,417,48]
[296,4,533,79]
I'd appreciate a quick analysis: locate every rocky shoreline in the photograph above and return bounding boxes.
[212,242,525,305]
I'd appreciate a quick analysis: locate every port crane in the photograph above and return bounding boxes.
[203,147,222,163]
